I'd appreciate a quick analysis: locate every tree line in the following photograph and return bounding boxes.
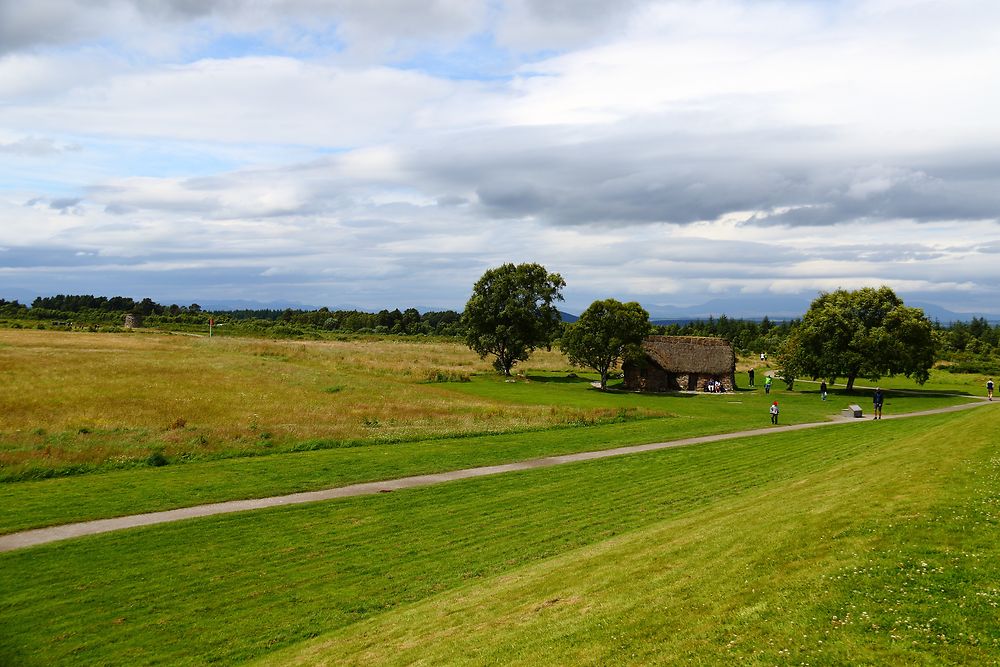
[3,280,1000,379]
[0,297,466,337]
[459,264,1000,388]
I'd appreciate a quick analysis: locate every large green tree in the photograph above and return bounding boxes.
[463,263,566,375]
[779,286,935,391]
[560,299,652,389]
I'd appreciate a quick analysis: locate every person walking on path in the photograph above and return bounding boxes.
[748,368,755,388]
[769,400,779,424]
[820,381,828,401]
[764,375,772,394]
[873,387,885,420]
[988,378,994,401]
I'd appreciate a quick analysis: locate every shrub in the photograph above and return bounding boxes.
[145,449,169,467]
[422,370,471,383]
[937,353,1000,375]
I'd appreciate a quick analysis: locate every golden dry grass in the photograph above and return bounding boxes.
[0,329,583,473]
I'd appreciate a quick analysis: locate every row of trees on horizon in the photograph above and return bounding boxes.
[3,282,1000,377]
[456,265,969,391]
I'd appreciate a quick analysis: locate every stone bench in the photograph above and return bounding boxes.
[842,404,863,418]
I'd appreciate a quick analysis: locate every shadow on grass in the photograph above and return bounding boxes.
[523,374,593,384]
[584,384,702,399]
[819,386,975,398]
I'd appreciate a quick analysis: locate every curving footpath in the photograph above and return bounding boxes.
[1,399,993,554]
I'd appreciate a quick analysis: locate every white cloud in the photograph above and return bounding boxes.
[2,0,1000,314]
[1,57,460,147]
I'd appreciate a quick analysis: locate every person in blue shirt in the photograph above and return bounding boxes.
[873,387,884,420]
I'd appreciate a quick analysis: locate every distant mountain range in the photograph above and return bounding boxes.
[633,296,997,324]
[908,301,998,324]
[4,291,995,324]
[644,295,810,321]
[194,299,325,311]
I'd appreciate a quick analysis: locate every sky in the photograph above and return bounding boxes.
[2,0,999,317]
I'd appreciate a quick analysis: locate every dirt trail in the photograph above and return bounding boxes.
[0,399,992,553]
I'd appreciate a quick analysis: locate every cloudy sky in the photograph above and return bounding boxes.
[2,0,999,316]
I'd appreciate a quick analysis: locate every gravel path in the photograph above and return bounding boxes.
[1,399,992,553]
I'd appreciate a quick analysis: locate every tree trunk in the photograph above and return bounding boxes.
[845,373,857,392]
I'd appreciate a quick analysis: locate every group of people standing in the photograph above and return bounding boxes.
[746,367,772,394]
[751,369,997,427]
[749,366,885,424]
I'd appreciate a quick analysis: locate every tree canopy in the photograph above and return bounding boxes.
[560,299,652,389]
[462,263,566,375]
[779,286,935,391]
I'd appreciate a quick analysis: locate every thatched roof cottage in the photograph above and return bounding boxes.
[623,335,736,392]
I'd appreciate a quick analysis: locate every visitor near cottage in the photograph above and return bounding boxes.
[873,387,884,420]
[705,379,724,393]
[764,375,772,394]
[769,401,779,424]
[748,368,755,387]
[820,381,827,401]
[988,379,994,401]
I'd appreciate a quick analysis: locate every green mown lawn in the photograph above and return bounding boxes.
[2,407,998,665]
[0,371,975,534]
[444,369,970,421]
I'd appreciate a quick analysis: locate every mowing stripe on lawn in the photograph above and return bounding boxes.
[1,409,995,666]
[0,399,990,553]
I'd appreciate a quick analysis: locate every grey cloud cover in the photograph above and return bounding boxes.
[2,1,1000,315]
[0,0,486,56]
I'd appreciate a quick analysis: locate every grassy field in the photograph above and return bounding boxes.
[1,407,998,665]
[6,329,984,483]
[0,329,978,534]
[0,329,581,477]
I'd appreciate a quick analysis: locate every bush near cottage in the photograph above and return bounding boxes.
[560,299,652,390]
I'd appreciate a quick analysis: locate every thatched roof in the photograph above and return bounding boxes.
[639,335,735,375]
